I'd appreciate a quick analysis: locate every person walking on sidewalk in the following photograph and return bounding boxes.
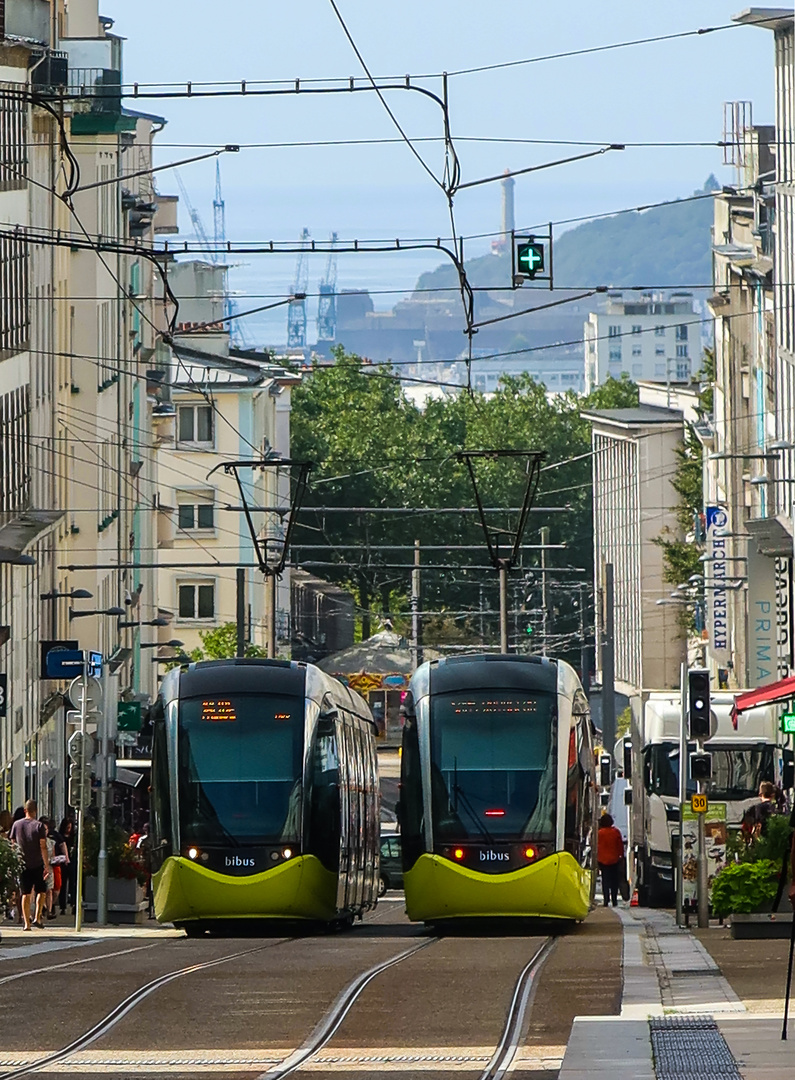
[9,800,51,931]
[597,812,625,908]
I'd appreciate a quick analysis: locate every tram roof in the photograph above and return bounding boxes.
[427,654,558,696]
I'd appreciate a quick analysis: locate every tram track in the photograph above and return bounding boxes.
[259,933,438,1079]
[0,937,295,1080]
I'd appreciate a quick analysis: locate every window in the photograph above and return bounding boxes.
[0,85,27,191]
[655,346,665,357]
[609,347,622,363]
[632,363,643,376]
[655,325,665,337]
[0,385,30,520]
[178,582,215,620]
[676,361,690,380]
[676,344,688,358]
[632,345,642,357]
[177,501,214,531]
[608,325,621,337]
[676,324,688,341]
[631,324,642,335]
[177,404,214,447]
[654,363,666,377]
[0,234,29,358]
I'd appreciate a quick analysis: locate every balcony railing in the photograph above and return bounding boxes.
[68,67,122,112]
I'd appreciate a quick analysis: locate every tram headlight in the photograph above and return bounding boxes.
[282,848,293,860]
[187,847,199,860]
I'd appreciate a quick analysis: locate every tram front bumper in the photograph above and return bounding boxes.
[403,851,591,923]
[153,853,338,924]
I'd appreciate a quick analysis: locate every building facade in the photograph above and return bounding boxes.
[584,291,698,393]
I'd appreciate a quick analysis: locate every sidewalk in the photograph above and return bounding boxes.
[559,906,794,1079]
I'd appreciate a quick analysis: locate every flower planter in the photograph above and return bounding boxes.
[83,876,148,925]
[730,911,793,939]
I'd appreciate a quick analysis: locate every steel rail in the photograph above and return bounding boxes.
[0,942,159,988]
[479,937,556,1080]
[258,935,437,1078]
[0,939,292,1080]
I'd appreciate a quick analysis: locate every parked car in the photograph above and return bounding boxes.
[379,834,403,896]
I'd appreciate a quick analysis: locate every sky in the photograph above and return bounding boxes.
[101,1,778,344]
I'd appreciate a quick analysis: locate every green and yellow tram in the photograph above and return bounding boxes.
[150,658,379,934]
[399,654,597,925]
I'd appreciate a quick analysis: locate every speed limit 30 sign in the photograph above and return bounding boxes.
[691,793,708,814]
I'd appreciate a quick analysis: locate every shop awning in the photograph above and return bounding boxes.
[733,674,795,715]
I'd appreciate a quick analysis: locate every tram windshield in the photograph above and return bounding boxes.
[645,742,774,801]
[177,693,303,846]
[429,690,557,841]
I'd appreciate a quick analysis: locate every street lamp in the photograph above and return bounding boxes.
[118,617,169,628]
[41,588,93,601]
[152,654,191,664]
[139,639,184,649]
[699,554,747,563]
[0,549,35,565]
[68,606,125,620]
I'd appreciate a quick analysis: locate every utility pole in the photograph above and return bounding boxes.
[410,540,421,669]
[602,562,616,756]
[540,525,550,656]
[236,568,246,658]
[499,565,509,653]
[96,668,117,926]
[676,661,687,928]
[578,583,589,693]
[267,573,277,658]
[75,655,88,933]
[697,744,709,929]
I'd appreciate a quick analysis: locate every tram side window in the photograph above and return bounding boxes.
[150,717,172,867]
[306,720,341,872]
[399,715,425,869]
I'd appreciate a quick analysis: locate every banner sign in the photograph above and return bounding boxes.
[705,506,730,665]
[0,673,6,719]
[747,544,778,687]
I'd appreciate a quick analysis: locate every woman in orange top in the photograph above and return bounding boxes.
[596,812,625,907]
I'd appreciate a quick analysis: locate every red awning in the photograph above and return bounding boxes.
[733,673,795,715]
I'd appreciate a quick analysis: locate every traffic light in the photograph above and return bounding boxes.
[68,760,92,810]
[690,752,712,782]
[515,238,545,280]
[688,668,711,740]
[525,624,534,636]
[599,753,612,788]
[622,738,632,780]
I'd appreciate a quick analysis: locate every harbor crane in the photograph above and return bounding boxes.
[287,228,310,350]
[316,232,338,342]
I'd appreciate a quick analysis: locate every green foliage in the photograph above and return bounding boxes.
[617,706,632,739]
[725,812,792,868]
[290,349,639,661]
[82,820,147,885]
[189,622,267,662]
[710,859,780,917]
[0,836,25,906]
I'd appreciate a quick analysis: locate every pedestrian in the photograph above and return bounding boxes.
[741,780,777,842]
[58,818,76,915]
[597,812,625,908]
[9,800,51,931]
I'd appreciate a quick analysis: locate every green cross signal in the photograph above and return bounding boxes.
[516,241,544,279]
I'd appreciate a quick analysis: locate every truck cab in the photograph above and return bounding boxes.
[631,691,785,906]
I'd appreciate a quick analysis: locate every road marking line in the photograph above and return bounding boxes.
[0,938,101,962]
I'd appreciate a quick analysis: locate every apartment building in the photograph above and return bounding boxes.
[0,0,173,813]
[155,262,300,661]
[584,291,698,393]
[583,385,701,696]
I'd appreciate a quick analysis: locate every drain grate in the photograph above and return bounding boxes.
[649,1016,742,1080]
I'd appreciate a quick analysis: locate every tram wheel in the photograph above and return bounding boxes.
[181,921,208,938]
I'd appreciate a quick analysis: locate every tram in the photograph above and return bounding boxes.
[399,654,597,924]
[150,658,380,934]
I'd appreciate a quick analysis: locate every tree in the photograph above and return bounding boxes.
[290,348,639,666]
[189,623,266,662]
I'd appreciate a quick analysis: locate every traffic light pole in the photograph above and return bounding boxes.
[697,743,709,929]
[676,662,687,928]
[96,666,110,926]
[74,654,88,933]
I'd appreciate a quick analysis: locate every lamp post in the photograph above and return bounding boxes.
[139,639,184,650]
[68,606,125,621]
[41,589,93,637]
